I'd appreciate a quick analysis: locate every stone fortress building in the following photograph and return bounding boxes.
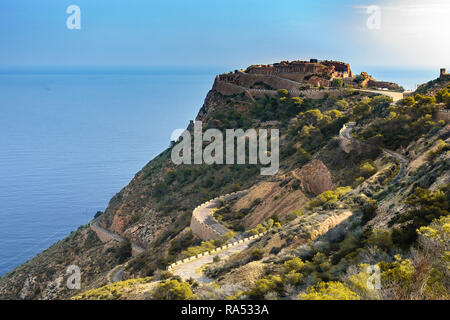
[212,58,402,99]
[218,58,353,88]
[440,68,450,81]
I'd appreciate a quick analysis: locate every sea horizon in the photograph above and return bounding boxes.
[0,65,442,90]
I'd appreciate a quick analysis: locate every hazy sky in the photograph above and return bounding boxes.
[0,0,448,70]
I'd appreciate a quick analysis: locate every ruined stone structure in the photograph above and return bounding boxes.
[211,58,404,102]
[246,60,328,77]
[321,60,353,78]
[245,59,352,80]
[217,59,353,90]
[440,68,450,81]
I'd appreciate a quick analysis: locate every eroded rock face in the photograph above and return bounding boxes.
[196,90,223,122]
[234,181,308,228]
[294,160,333,195]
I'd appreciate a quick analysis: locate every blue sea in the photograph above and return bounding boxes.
[0,66,438,276]
[0,68,218,276]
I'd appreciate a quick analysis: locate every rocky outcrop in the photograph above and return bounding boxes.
[293,160,333,195]
[196,90,224,122]
[232,181,308,228]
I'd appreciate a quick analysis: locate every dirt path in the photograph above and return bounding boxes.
[382,148,407,183]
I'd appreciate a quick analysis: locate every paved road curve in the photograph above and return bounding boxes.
[170,239,258,283]
[358,89,404,102]
[194,200,230,236]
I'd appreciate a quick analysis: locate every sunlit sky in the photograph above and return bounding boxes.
[0,0,448,70]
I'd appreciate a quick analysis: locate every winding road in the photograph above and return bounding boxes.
[95,120,408,285]
[358,89,404,102]
[90,221,145,283]
[91,221,126,243]
[194,200,230,236]
[170,238,258,283]
[340,124,408,184]
[111,267,124,282]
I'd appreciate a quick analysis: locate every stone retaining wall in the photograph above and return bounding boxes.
[189,191,248,240]
[90,222,145,257]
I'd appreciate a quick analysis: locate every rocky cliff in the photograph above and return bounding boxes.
[0,66,448,300]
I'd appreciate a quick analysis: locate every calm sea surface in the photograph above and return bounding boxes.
[0,67,437,276]
[0,69,217,276]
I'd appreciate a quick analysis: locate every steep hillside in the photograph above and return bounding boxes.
[0,67,448,300]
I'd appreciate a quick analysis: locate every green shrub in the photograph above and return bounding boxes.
[94,211,103,219]
[246,275,283,299]
[331,78,343,88]
[152,280,193,300]
[360,161,377,178]
[299,281,360,300]
[283,257,305,273]
[336,99,349,111]
[307,186,352,209]
[366,229,393,251]
[426,139,449,161]
[392,186,449,248]
[354,176,365,187]
[71,277,153,300]
[251,248,263,260]
[115,240,132,264]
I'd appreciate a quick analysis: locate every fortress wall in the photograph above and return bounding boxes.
[275,72,307,82]
[214,78,348,101]
[212,80,246,96]
[247,90,276,98]
[367,80,401,90]
[236,73,300,91]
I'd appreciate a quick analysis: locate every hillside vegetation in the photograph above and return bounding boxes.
[0,74,448,300]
